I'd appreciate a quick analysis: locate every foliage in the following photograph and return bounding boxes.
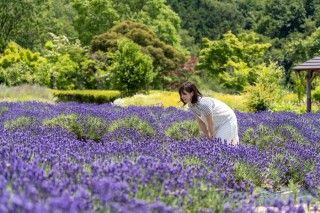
[0,106,9,116]
[72,0,182,47]
[91,21,186,89]
[4,116,38,130]
[167,0,245,43]
[313,86,320,102]
[0,42,50,86]
[108,39,155,96]
[108,116,155,136]
[244,62,284,111]
[165,120,200,140]
[291,72,307,103]
[44,34,108,90]
[51,89,121,103]
[0,84,55,103]
[71,0,119,45]
[198,31,271,92]
[234,161,263,186]
[287,28,320,67]
[0,0,47,50]
[43,114,108,141]
[255,0,306,38]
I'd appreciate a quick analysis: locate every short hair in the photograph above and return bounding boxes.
[178,82,202,105]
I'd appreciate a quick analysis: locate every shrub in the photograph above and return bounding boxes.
[313,87,320,102]
[79,115,109,141]
[244,63,284,112]
[108,39,155,96]
[113,90,180,107]
[0,42,49,86]
[51,89,120,103]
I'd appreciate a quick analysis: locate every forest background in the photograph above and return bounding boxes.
[1,0,320,112]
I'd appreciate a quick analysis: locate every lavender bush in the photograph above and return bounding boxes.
[0,101,319,212]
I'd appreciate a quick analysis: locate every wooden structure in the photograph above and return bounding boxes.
[293,56,320,112]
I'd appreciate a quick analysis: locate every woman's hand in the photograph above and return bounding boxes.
[207,131,215,139]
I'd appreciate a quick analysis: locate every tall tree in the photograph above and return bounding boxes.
[255,0,306,38]
[72,0,182,47]
[166,0,244,43]
[0,0,46,50]
[91,21,186,88]
[198,31,271,91]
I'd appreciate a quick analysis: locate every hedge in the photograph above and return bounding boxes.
[51,90,121,103]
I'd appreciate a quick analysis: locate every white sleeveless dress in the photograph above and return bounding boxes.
[188,97,239,145]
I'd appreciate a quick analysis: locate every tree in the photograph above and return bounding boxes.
[0,0,46,50]
[198,31,271,91]
[71,0,119,45]
[166,0,244,43]
[255,0,306,38]
[244,62,284,111]
[91,21,186,88]
[44,34,108,89]
[0,42,49,86]
[108,39,155,96]
[71,0,183,47]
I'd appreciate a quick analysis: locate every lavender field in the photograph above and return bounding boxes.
[1,102,320,212]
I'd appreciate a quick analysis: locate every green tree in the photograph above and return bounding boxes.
[0,42,49,86]
[0,0,47,50]
[119,0,182,47]
[71,0,119,45]
[108,39,155,96]
[167,0,244,43]
[198,31,271,91]
[255,0,306,38]
[91,21,186,88]
[44,34,107,89]
[244,62,285,111]
[71,0,182,47]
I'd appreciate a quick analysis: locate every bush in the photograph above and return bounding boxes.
[108,39,155,96]
[51,89,120,103]
[244,63,284,112]
[0,42,50,86]
[165,120,200,140]
[313,87,320,102]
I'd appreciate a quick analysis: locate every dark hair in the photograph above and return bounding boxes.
[178,82,202,105]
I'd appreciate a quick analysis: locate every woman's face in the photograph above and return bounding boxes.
[180,90,194,104]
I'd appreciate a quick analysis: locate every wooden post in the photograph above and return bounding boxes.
[306,71,314,112]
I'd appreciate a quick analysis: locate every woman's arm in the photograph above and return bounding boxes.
[203,114,215,138]
[196,117,208,136]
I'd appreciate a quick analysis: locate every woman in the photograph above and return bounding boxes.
[179,82,239,145]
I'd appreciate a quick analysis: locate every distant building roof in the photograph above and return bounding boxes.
[293,56,320,71]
